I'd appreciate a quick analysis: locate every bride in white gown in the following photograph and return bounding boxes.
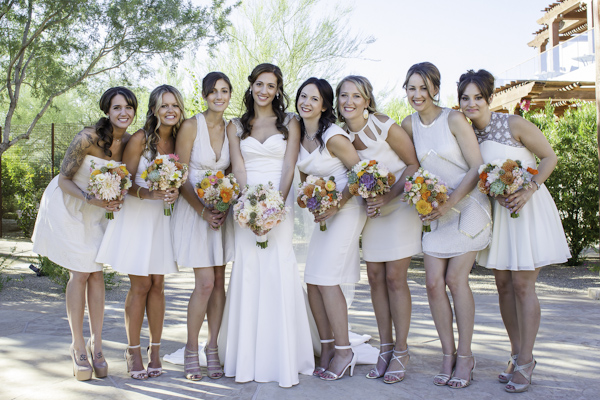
[218,63,314,388]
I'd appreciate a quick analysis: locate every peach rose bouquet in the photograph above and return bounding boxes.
[477,159,538,218]
[403,167,448,232]
[233,182,289,249]
[297,175,341,231]
[88,160,132,220]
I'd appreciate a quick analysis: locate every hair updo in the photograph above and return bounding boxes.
[457,69,495,104]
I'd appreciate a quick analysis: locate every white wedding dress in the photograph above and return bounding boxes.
[218,117,314,388]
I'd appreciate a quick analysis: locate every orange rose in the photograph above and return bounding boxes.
[328,193,334,201]
[196,188,204,198]
[415,176,424,184]
[216,171,225,179]
[304,184,315,196]
[110,167,126,178]
[500,172,514,185]
[436,192,448,203]
[174,161,184,170]
[527,167,538,175]
[421,190,431,200]
[315,179,326,190]
[154,158,163,165]
[502,159,518,172]
[479,171,488,181]
[221,188,233,203]
[368,160,377,167]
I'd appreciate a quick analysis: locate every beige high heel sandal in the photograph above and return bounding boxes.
[499,354,518,383]
[366,342,394,379]
[70,345,93,381]
[448,354,476,389]
[124,345,148,380]
[86,339,108,378]
[505,358,536,393]
[314,339,334,377]
[433,352,456,386]
[184,347,202,381]
[383,347,409,384]
[204,345,224,379]
[146,342,163,378]
[320,345,357,381]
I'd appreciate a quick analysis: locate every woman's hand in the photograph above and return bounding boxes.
[366,192,393,218]
[148,188,179,203]
[505,186,536,214]
[313,206,338,223]
[420,197,453,222]
[88,197,124,212]
[202,207,226,231]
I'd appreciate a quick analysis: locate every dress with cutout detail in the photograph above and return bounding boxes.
[348,114,422,262]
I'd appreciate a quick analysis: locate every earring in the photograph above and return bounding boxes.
[276,93,280,99]
[249,88,252,93]
[363,109,369,120]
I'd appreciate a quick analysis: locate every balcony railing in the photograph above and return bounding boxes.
[496,28,595,86]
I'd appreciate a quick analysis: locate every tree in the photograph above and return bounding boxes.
[188,0,373,117]
[0,0,237,156]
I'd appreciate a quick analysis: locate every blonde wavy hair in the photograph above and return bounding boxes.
[143,85,186,160]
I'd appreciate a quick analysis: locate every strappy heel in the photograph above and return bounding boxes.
[70,345,93,381]
[124,345,148,380]
[146,342,163,378]
[204,345,224,379]
[86,339,108,378]
[448,354,475,389]
[314,339,334,377]
[366,342,394,379]
[505,358,536,393]
[433,352,456,386]
[320,345,357,381]
[499,354,518,383]
[383,347,409,384]
[184,347,202,381]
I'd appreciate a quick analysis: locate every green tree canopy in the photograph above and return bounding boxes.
[0,0,237,155]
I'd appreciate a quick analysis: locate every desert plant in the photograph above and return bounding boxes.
[525,103,599,265]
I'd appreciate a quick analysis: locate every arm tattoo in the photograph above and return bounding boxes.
[60,131,95,178]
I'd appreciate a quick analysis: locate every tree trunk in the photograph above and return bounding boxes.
[595,0,600,239]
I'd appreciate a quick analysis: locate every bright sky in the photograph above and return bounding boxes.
[341,0,551,104]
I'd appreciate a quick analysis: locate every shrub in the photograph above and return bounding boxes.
[36,256,120,292]
[0,251,14,291]
[525,103,599,265]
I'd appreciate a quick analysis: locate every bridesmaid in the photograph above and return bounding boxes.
[170,72,234,381]
[337,76,421,384]
[96,85,183,379]
[32,87,137,380]
[296,77,367,381]
[401,62,491,389]
[458,69,570,393]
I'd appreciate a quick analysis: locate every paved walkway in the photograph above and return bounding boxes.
[0,239,599,399]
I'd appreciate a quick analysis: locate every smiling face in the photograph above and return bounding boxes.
[337,81,368,121]
[405,73,438,112]
[156,92,181,127]
[252,72,278,107]
[204,79,231,113]
[297,83,325,121]
[459,82,490,121]
[107,94,135,130]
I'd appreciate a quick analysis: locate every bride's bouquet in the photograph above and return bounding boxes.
[403,167,448,232]
[141,154,189,216]
[233,182,289,249]
[196,170,241,212]
[347,160,396,199]
[477,159,538,218]
[297,175,341,231]
[88,160,132,220]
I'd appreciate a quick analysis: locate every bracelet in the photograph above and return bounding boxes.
[137,186,143,199]
[201,207,206,219]
[533,181,541,191]
[82,191,91,203]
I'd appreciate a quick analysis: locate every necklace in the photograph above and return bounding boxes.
[305,131,318,141]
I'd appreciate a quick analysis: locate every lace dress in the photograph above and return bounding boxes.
[296,124,366,285]
[348,114,422,262]
[218,113,314,388]
[96,152,178,276]
[170,113,234,268]
[474,112,570,270]
[32,155,110,272]
[411,108,492,257]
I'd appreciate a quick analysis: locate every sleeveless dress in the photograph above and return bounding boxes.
[170,113,234,268]
[96,152,178,276]
[296,125,366,285]
[348,114,422,262]
[218,114,314,388]
[474,112,570,270]
[411,108,492,258]
[32,155,110,272]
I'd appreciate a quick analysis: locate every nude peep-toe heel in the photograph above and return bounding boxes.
[124,345,148,380]
[86,339,108,378]
[70,345,93,381]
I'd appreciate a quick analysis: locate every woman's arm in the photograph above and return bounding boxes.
[423,111,482,222]
[502,115,557,214]
[278,117,301,201]
[227,122,247,189]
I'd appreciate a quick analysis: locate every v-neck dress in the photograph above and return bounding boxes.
[170,113,234,268]
[96,151,178,276]
[296,124,366,285]
[348,114,422,262]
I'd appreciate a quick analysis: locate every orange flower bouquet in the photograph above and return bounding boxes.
[196,170,240,215]
[347,159,396,199]
[297,175,341,231]
[477,159,538,218]
[403,167,448,232]
[141,154,189,216]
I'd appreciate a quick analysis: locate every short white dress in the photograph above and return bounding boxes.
[170,113,234,268]
[219,115,314,388]
[411,108,492,258]
[475,112,570,270]
[348,114,422,262]
[96,152,178,276]
[296,125,367,285]
[32,155,109,272]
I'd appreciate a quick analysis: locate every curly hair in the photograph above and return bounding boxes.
[295,77,336,151]
[142,85,186,161]
[95,87,138,157]
[240,63,289,140]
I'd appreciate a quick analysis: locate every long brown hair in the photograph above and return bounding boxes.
[240,63,289,140]
[95,87,138,157]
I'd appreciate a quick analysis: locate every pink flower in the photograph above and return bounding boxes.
[404,181,413,192]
